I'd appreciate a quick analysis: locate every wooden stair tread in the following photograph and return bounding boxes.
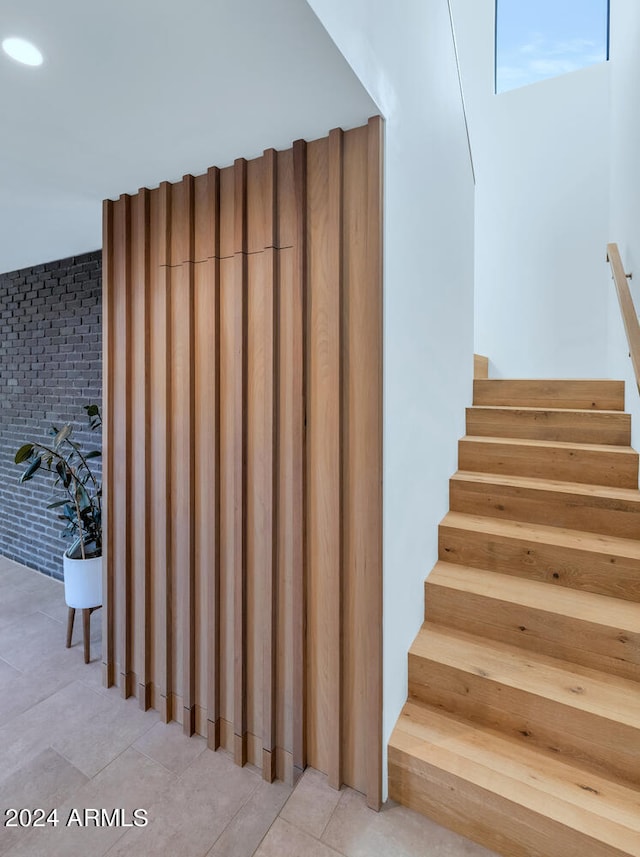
[458,436,639,487]
[466,406,632,446]
[441,511,640,559]
[453,470,640,501]
[427,561,640,630]
[471,405,628,416]
[390,701,640,851]
[473,379,625,411]
[451,472,640,539]
[410,624,640,726]
[461,435,637,456]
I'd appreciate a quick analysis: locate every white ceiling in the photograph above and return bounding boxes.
[0,0,377,274]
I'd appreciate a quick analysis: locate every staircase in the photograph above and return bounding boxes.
[388,379,640,857]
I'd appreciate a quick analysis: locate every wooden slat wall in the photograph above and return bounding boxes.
[103,117,383,807]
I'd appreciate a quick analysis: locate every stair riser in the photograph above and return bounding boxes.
[466,408,631,446]
[425,583,640,682]
[458,440,638,489]
[473,380,625,411]
[438,523,640,601]
[408,656,640,786]
[389,751,631,857]
[450,479,640,540]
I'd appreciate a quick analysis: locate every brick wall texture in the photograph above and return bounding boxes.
[0,250,102,580]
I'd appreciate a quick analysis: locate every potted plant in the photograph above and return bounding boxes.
[14,405,102,659]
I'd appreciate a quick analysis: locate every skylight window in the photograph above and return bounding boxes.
[495,0,609,94]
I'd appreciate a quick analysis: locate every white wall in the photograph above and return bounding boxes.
[608,0,640,448]
[452,0,611,379]
[304,0,475,798]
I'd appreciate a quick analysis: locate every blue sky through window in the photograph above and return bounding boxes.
[495,0,609,93]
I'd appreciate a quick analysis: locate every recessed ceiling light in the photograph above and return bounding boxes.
[2,37,43,67]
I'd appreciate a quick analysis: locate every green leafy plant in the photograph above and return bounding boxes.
[14,405,102,560]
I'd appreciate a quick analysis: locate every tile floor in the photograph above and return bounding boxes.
[0,555,498,857]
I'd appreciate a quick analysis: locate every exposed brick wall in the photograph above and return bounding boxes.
[0,250,102,580]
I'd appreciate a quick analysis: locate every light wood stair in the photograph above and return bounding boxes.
[389,379,640,857]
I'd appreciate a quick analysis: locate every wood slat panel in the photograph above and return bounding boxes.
[194,253,221,747]
[278,148,296,250]
[219,255,236,736]
[261,148,279,782]
[276,247,299,785]
[171,175,195,265]
[170,261,196,735]
[103,120,383,805]
[291,140,307,776]
[234,158,249,766]
[342,125,368,795]
[101,199,115,688]
[149,183,172,723]
[306,131,344,787]
[220,166,235,259]
[131,190,151,709]
[194,167,219,263]
[247,155,266,254]
[364,115,383,810]
[112,194,132,698]
[247,251,267,771]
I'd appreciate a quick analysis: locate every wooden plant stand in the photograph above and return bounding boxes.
[66,606,101,664]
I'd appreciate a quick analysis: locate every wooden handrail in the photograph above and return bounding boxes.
[607,242,640,395]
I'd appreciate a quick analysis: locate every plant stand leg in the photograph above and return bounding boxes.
[66,608,75,648]
[83,609,90,664]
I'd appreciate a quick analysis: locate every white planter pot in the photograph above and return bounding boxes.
[63,551,102,609]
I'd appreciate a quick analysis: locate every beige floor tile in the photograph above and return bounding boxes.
[0,748,87,856]
[0,610,65,671]
[280,767,342,839]
[254,817,344,857]
[0,680,155,782]
[0,563,59,593]
[133,720,207,775]
[36,593,73,625]
[0,672,66,730]
[50,690,160,779]
[0,652,88,728]
[206,778,292,857]
[0,587,46,632]
[20,644,106,697]
[3,747,177,857]
[103,749,260,857]
[323,789,499,857]
[1,581,68,626]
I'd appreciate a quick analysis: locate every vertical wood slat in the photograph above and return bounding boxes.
[158,182,173,723]
[327,127,344,791]
[199,168,222,750]
[291,139,307,776]
[234,158,249,766]
[342,123,380,798]
[101,199,115,688]
[365,115,384,810]
[113,195,133,699]
[169,177,196,736]
[262,149,279,782]
[132,190,151,710]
